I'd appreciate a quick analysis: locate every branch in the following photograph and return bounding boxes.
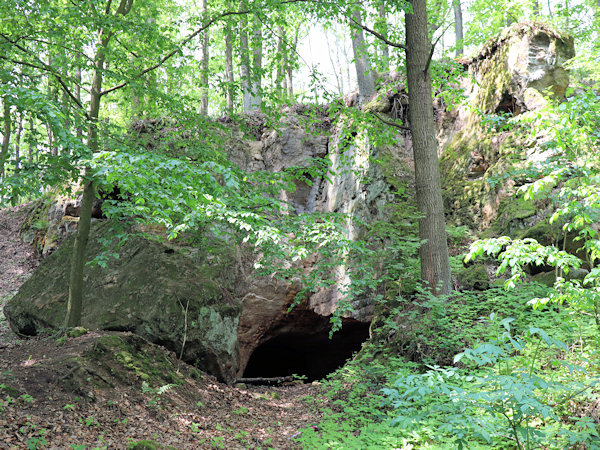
[349,16,407,51]
[0,34,85,110]
[424,22,453,75]
[372,112,410,131]
[101,9,251,97]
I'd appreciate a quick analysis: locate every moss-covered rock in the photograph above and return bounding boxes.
[457,264,490,291]
[4,221,242,383]
[441,23,574,231]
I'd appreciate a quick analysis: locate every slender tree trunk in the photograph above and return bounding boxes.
[65,0,134,329]
[378,2,390,73]
[47,123,55,156]
[287,27,299,99]
[249,18,262,110]
[350,9,376,102]
[28,115,35,164]
[1,98,11,180]
[325,31,344,94]
[14,112,22,171]
[76,68,83,139]
[200,0,209,115]
[240,21,252,111]
[453,0,464,57]
[225,26,235,110]
[405,0,452,296]
[276,25,286,99]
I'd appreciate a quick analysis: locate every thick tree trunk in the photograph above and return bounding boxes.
[453,0,464,57]
[350,9,376,102]
[200,0,209,115]
[405,0,452,296]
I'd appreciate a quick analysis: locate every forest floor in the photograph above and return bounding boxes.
[0,205,325,449]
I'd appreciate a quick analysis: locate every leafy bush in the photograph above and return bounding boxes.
[381,283,568,365]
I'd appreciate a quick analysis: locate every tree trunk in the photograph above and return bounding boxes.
[405,0,452,296]
[287,27,299,99]
[378,2,390,73]
[1,97,11,181]
[200,0,209,115]
[240,21,252,111]
[276,25,286,99]
[14,112,22,171]
[225,26,234,111]
[65,34,106,329]
[28,115,35,164]
[453,0,464,57]
[76,68,83,139]
[350,9,376,102]
[65,0,133,329]
[249,18,262,110]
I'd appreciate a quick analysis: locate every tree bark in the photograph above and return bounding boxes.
[1,97,11,181]
[75,68,82,139]
[240,18,252,111]
[249,18,262,110]
[276,25,286,99]
[405,0,452,296]
[28,115,35,164]
[14,112,22,171]
[350,9,376,102]
[65,0,133,329]
[225,26,235,110]
[378,2,390,73]
[287,27,299,99]
[200,0,209,115]
[453,0,464,57]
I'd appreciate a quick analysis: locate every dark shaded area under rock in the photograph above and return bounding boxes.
[242,320,370,382]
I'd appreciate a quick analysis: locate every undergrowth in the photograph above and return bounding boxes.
[297,283,600,449]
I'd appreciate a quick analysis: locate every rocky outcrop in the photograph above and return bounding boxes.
[465,22,574,116]
[5,222,241,383]
[441,22,575,230]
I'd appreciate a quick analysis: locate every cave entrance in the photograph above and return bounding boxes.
[495,92,520,116]
[242,321,370,382]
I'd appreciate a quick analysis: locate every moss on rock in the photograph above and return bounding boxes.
[5,221,242,383]
[457,264,490,291]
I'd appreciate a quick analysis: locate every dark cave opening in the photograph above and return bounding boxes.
[495,92,520,116]
[242,321,371,382]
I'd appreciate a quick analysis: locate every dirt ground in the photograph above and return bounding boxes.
[0,205,325,449]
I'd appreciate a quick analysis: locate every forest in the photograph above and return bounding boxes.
[1,0,600,448]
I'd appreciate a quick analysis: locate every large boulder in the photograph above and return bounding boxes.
[4,222,242,383]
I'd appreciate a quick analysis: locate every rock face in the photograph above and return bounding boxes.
[228,115,403,376]
[5,222,241,383]
[466,22,574,116]
[441,23,575,230]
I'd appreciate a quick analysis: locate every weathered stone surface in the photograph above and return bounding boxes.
[5,222,241,383]
[441,23,574,230]
[466,22,574,115]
